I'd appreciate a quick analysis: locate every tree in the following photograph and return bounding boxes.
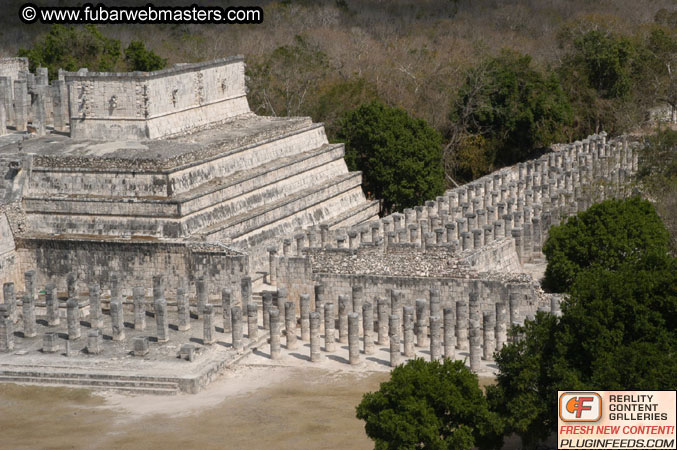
[336,101,445,213]
[451,50,572,169]
[18,25,121,78]
[542,197,671,293]
[246,35,330,117]
[488,253,677,448]
[486,313,567,450]
[124,40,167,72]
[356,358,503,450]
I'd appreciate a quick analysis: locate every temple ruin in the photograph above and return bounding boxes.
[0,56,639,393]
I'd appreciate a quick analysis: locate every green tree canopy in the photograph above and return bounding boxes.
[542,196,671,292]
[452,50,572,169]
[337,101,445,213]
[124,40,167,72]
[18,24,121,78]
[356,358,503,450]
[488,253,677,448]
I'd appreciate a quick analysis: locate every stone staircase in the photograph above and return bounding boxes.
[20,114,378,273]
[0,368,181,394]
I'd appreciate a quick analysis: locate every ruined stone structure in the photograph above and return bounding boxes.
[0,57,378,294]
[0,56,640,394]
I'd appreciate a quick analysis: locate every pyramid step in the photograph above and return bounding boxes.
[24,144,348,239]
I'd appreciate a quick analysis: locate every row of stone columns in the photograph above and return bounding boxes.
[291,133,637,268]
[254,286,553,372]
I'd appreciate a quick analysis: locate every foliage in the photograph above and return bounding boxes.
[486,313,566,449]
[246,35,330,118]
[18,25,121,77]
[542,197,671,293]
[637,128,677,252]
[336,101,445,213]
[356,358,503,450]
[451,50,572,170]
[569,30,635,99]
[560,254,677,389]
[489,253,677,448]
[307,77,380,140]
[124,40,167,72]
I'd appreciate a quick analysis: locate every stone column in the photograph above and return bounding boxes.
[204,304,215,345]
[461,231,471,250]
[196,277,207,318]
[550,295,562,316]
[88,284,102,329]
[3,283,16,323]
[468,292,482,373]
[267,247,278,284]
[403,306,415,357]
[472,228,483,248]
[269,308,281,359]
[429,315,442,362]
[25,269,36,301]
[285,301,297,350]
[178,287,191,331]
[283,238,291,256]
[0,77,12,128]
[51,80,68,131]
[377,297,388,345]
[296,293,308,341]
[338,294,349,344]
[415,299,428,347]
[320,225,329,247]
[509,292,520,331]
[310,311,321,362]
[231,306,244,353]
[389,314,401,367]
[14,80,27,131]
[133,287,146,331]
[262,291,272,331]
[110,298,125,341]
[313,285,325,333]
[362,301,374,355]
[512,228,524,263]
[152,275,164,301]
[0,306,14,352]
[66,298,80,340]
[469,319,481,373]
[390,290,403,322]
[155,297,168,343]
[87,329,102,355]
[66,273,77,299]
[32,85,47,136]
[495,302,508,350]
[22,293,36,338]
[443,307,455,360]
[276,287,288,333]
[324,302,335,352]
[348,312,360,365]
[455,299,468,350]
[351,285,364,327]
[45,283,59,326]
[482,311,496,360]
[429,288,440,320]
[241,276,252,310]
[247,303,258,341]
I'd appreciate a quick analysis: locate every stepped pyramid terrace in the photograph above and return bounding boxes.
[0,56,379,293]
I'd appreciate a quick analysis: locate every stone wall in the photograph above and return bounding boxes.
[14,237,247,296]
[0,58,28,82]
[65,57,250,140]
[0,212,20,288]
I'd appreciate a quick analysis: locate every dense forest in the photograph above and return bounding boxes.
[3,0,675,233]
